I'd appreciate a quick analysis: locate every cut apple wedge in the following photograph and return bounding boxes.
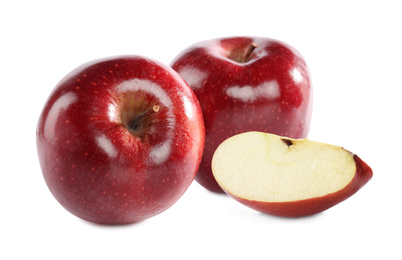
[211,131,373,217]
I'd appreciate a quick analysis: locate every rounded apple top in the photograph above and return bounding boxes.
[171,36,312,111]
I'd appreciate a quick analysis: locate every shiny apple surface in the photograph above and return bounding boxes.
[171,37,312,192]
[37,56,205,224]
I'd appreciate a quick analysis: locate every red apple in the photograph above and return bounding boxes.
[36,55,205,224]
[212,132,373,217]
[171,36,313,192]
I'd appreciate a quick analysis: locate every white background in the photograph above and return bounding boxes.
[1,0,401,259]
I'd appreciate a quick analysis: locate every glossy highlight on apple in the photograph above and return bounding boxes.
[36,36,372,224]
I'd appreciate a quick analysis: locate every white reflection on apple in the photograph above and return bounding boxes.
[182,96,194,119]
[116,79,176,165]
[177,68,208,89]
[43,92,77,140]
[291,68,303,83]
[107,102,117,122]
[226,80,280,102]
[96,134,118,158]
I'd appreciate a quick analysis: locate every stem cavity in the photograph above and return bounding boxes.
[128,105,159,132]
[227,43,258,63]
[245,43,258,62]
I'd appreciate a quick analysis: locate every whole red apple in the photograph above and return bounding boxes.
[171,36,313,193]
[36,55,205,224]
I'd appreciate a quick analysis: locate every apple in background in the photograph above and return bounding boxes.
[36,56,205,224]
[171,36,313,193]
[212,132,373,217]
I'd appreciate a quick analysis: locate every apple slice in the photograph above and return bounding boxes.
[211,131,373,217]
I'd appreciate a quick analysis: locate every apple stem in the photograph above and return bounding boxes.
[128,105,160,131]
[246,43,258,61]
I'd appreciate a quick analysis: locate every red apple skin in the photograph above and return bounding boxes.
[171,36,312,193]
[36,56,205,224]
[225,155,373,217]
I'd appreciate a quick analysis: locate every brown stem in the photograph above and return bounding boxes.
[128,105,159,131]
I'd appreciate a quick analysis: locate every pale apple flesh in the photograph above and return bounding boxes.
[211,132,373,217]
